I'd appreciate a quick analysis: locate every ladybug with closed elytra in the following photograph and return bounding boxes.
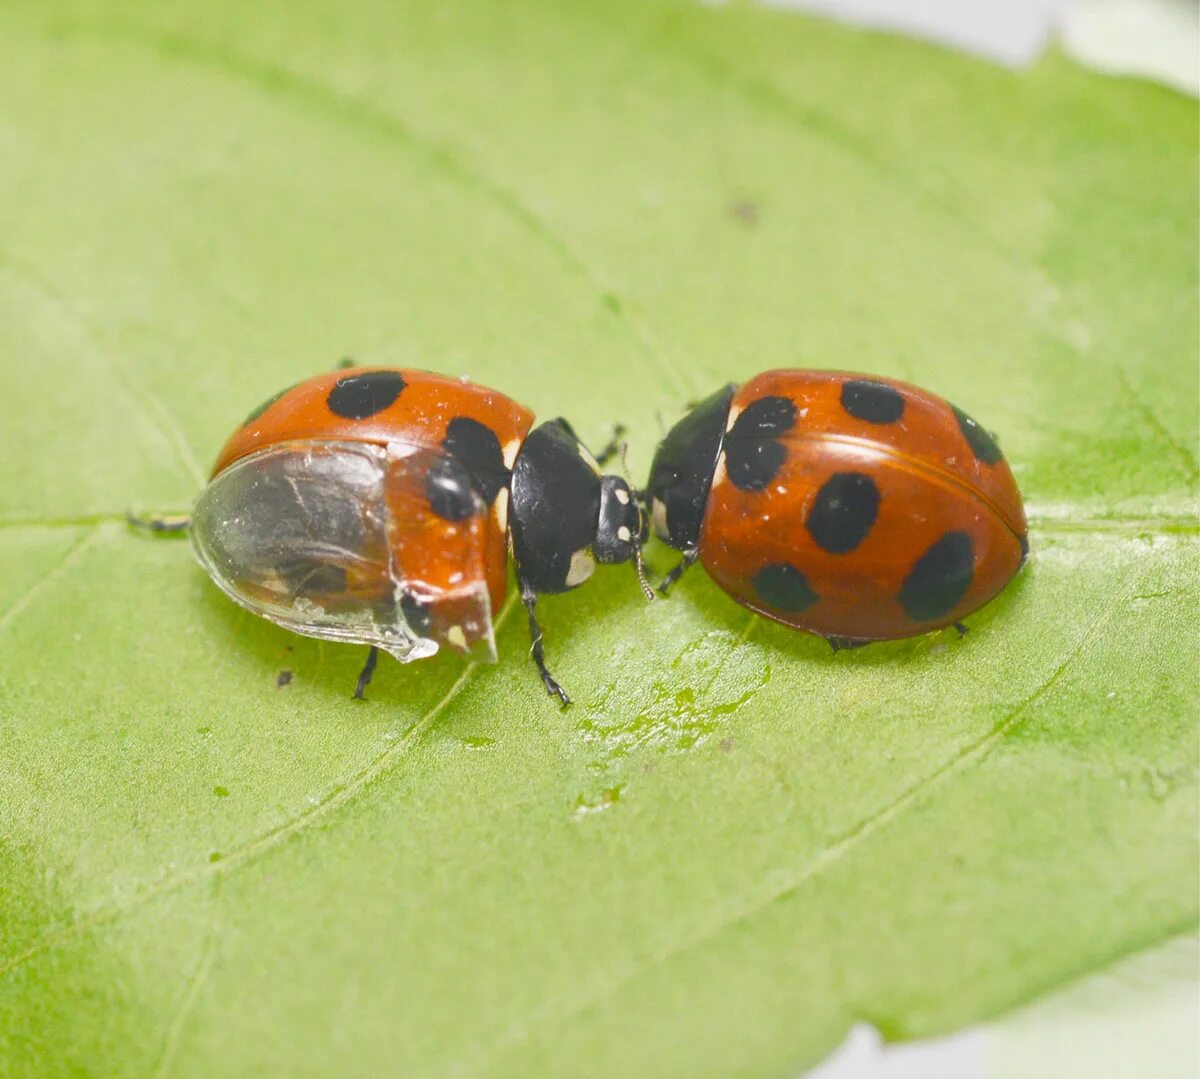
[135,365,651,704]
[645,369,1028,646]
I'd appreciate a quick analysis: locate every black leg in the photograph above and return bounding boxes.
[826,635,872,653]
[522,585,570,706]
[353,645,379,700]
[126,511,191,535]
[593,424,627,468]
[658,547,698,597]
[953,621,969,638]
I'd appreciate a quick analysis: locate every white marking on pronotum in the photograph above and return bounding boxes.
[651,498,668,537]
[615,488,630,505]
[446,625,468,651]
[577,444,600,474]
[565,548,596,588]
[493,486,510,534]
[503,438,522,468]
[725,402,744,432]
[617,526,632,542]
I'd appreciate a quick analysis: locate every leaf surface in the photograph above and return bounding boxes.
[0,1,1196,1075]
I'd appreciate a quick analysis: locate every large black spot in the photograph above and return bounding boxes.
[952,405,1003,465]
[806,472,880,554]
[840,379,905,424]
[442,416,509,505]
[326,371,407,420]
[724,395,797,491]
[898,531,975,622]
[425,456,478,522]
[753,563,818,612]
[400,591,434,635]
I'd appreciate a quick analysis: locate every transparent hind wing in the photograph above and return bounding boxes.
[191,440,496,662]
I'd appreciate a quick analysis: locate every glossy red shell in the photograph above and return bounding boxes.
[699,369,1028,640]
[212,367,534,629]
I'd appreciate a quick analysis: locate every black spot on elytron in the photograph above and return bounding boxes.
[243,384,295,426]
[724,395,797,491]
[441,416,509,505]
[753,562,818,613]
[840,379,905,424]
[400,591,434,635]
[326,370,407,420]
[952,405,1003,465]
[1018,532,1030,565]
[898,531,975,622]
[806,472,880,554]
[425,456,479,522]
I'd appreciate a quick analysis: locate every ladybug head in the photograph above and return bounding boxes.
[509,419,653,601]
[594,474,653,600]
[646,384,735,552]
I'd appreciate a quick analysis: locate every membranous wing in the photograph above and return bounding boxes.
[191,440,497,662]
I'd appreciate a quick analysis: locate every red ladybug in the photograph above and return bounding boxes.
[169,366,649,703]
[645,369,1028,646]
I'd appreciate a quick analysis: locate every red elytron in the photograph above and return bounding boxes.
[646,369,1028,644]
[185,366,649,702]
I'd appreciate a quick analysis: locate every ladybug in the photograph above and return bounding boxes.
[167,366,650,704]
[645,369,1028,646]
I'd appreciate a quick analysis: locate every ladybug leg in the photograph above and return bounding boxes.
[353,645,379,700]
[657,547,698,597]
[953,621,970,638]
[826,635,872,653]
[520,583,571,707]
[592,424,628,468]
[125,511,191,535]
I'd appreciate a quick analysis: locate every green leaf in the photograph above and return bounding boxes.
[0,1,1196,1075]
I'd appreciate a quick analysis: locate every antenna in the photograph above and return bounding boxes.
[631,536,656,602]
[616,442,656,602]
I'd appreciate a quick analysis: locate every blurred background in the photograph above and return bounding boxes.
[769,0,1196,92]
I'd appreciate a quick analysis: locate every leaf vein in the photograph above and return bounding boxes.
[0,254,205,487]
[0,511,1195,535]
[0,595,518,981]
[1112,367,1200,484]
[153,877,223,1079]
[0,525,104,633]
[470,571,1138,1070]
[59,18,691,400]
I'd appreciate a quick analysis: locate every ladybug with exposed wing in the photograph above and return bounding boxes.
[136,366,651,704]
